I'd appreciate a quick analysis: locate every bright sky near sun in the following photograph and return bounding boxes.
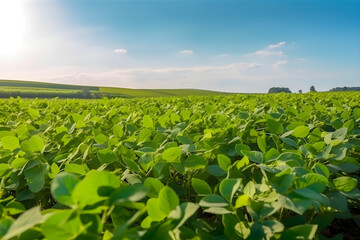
[0,0,359,93]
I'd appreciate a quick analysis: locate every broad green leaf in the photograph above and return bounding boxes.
[235,144,250,156]
[354,108,360,120]
[168,202,199,228]
[10,158,27,169]
[146,198,167,221]
[123,157,141,173]
[28,108,39,119]
[278,195,312,215]
[333,127,347,139]
[235,221,251,239]
[217,154,231,171]
[1,136,20,151]
[97,148,118,164]
[265,148,280,162]
[280,224,318,240]
[333,176,357,192]
[244,181,256,198]
[206,165,227,177]
[234,195,250,208]
[293,188,329,205]
[295,173,328,193]
[267,119,283,134]
[65,163,86,175]
[242,150,263,164]
[219,178,240,202]
[137,129,152,143]
[5,202,26,215]
[223,214,238,239]
[0,218,13,238]
[41,210,83,240]
[144,177,164,198]
[21,135,44,153]
[113,125,123,138]
[199,194,229,208]
[263,219,284,235]
[51,173,80,206]
[185,155,207,169]
[192,178,212,195]
[72,170,121,206]
[257,135,267,153]
[24,164,48,192]
[95,134,107,144]
[143,115,154,128]
[0,164,10,177]
[3,207,46,240]
[158,186,179,215]
[50,162,60,176]
[271,168,295,194]
[292,126,310,138]
[247,201,281,220]
[162,147,181,162]
[109,184,148,205]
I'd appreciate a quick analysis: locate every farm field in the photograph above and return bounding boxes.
[0,80,229,98]
[0,92,359,240]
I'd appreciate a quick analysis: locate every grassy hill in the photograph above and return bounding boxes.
[0,79,231,98]
[99,87,228,97]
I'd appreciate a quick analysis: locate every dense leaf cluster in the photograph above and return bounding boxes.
[0,93,359,239]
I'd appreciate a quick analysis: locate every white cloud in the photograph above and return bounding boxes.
[219,54,230,57]
[114,48,127,54]
[180,50,194,55]
[272,60,288,68]
[254,50,285,56]
[40,62,262,92]
[268,41,286,49]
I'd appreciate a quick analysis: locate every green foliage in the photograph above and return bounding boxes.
[268,87,292,93]
[0,92,359,239]
[310,85,317,92]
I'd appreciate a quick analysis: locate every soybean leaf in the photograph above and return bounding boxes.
[219,178,241,202]
[199,194,229,208]
[162,147,181,162]
[192,178,212,195]
[97,149,118,164]
[158,186,179,215]
[51,173,80,206]
[292,126,310,138]
[185,155,207,169]
[217,154,231,171]
[3,207,46,240]
[72,170,121,206]
[333,176,357,192]
[1,136,20,151]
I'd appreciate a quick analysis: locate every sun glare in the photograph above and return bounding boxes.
[0,0,26,57]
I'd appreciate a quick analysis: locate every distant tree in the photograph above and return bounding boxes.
[310,86,317,92]
[329,86,360,91]
[268,87,291,93]
[82,88,92,98]
[298,90,302,94]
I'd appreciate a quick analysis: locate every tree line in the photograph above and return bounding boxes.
[268,85,360,93]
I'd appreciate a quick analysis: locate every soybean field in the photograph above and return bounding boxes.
[0,92,359,240]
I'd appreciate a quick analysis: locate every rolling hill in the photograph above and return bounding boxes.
[0,79,231,98]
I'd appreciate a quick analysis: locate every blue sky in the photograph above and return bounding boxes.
[0,0,359,92]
